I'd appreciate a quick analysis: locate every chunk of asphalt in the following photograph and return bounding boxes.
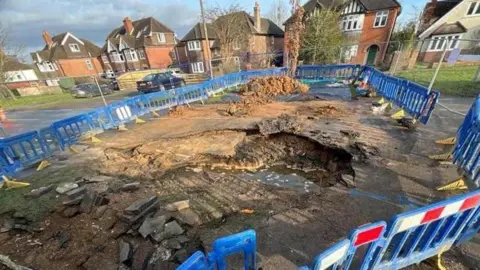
[66,186,87,200]
[120,201,160,225]
[138,215,169,238]
[61,206,80,218]
[162,238,182,250]
[24,185,55,198]
[124,196,158,215]
[173,209,201,226]
[120,182,140,192]
[151,221,184,242]
[56,182,79,194]
[62,196,84,206]
[80,190,97,214]
[119,239,132,263]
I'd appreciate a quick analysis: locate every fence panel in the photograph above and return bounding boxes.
[145,89,178,112]
[106,101,137,127]
[38,126,61,155]
[52,114,94,150]
[0,131,48,174]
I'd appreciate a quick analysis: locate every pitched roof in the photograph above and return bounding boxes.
[216,11,284,36]
[432,0,462,17]
[181,23,217,41]
[285,0,401,24]
[3,57,33,72]
[106,17,174,40]
[431,21,467,35]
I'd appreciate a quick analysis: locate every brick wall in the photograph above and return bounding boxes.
[144,46,175,69]
[57,58,104,77]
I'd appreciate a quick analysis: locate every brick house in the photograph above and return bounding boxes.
[31,31,103,82]
[101,17,179,72]
[180,3,284,73]
[284,0,401,66]
[416,0,480,63]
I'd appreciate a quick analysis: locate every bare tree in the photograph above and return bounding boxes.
[285,3,305,76]
[0,24,23,100]
[267,0,288,28]
[206,4,251,65]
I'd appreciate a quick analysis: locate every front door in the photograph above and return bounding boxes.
[366,45,379,65]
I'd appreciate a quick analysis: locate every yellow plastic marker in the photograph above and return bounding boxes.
[428,152,453,161]
[135,118,146,124]
[69,146,79,154]
[152,111,161,118]
[2,176,30,189]
[118,125,128,131]
[91,136,102,143]
[378,97,385,104]
[37,160,51,171]
[435,137,456,145]
[436,176,468,191]
[391,109,405,119]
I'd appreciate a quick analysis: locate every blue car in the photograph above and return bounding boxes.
[136,72,186,94]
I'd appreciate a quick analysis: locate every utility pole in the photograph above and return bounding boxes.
[200,0,214,78]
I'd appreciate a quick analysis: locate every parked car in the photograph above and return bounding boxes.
[101,69,116,79]
[136,73,186,94]
[70,83,113,98]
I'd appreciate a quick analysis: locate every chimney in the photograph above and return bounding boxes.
[42,30,53,48]
[254,2,261,31]
[123,17,134,35]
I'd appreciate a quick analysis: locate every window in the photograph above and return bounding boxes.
[124,49,138,61]
[341,15,362,31]
[16,74,23,80]
[138,49,146,59]
[69,43,80,52]
[191,62,204,73]
[46,62,54,71]
[110,51,122,62]
[85,59,94,70]
[233,40,240,50]
[467,1,480,16]
[373,10,388,27]
[344,45,358,61]
[188,40,201,51]
[271,36,275,45]
[428,35,461,51]
[101,54,109,64]
[157,33,166,43]
[234,57,240,64]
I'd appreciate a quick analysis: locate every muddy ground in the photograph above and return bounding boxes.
[0,97,478,270]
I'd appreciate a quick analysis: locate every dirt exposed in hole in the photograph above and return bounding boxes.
[168,106,188,117]
[296,104,351,118]
[227,76,309,115]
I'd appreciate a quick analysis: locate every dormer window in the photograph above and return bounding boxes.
[69,43,80,52]
[157,33,166,43]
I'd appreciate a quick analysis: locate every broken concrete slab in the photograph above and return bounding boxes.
[174,235,190,244]
[119,239,132,263]
[162,239,182,250]
[120,182,140,192]
[131,240,154,270]
[84,175,114,183]
[56,182,78,194]
[94,195,110,206]
[94,205,108,219]
[89,182,109,194]
[173,209,201,226]
[0,218,14,233]
[24,185,54,198]
[125,196,158,215]
[138,215,169,238]
[80,190,97,213]
[149,245,172,264]
[164,200,189,212]
[66,186,87,200]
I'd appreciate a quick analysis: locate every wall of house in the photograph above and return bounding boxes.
[62,34,94,59]
[5,70,38,82]
[144,46,174,69]
[353,8,399,65]
[57,57,103,77]
[148,32,176,46]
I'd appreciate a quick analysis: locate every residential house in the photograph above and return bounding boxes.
[3,58,40,90]
[101,17,178,72]
[180,2,284,73]
[31,31,103,83]
[416,0,480,63]
[284,0,401,66]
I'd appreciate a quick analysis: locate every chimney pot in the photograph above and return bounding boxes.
[42,30,53,48]
[123,17,134,35]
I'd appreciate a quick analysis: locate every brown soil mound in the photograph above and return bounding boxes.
[229,76,309,115]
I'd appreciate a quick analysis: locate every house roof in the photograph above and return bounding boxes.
[31,32,102,62]
[432,0,462,17]
[3,57,32,72]
[285,0,401,24]
[181,23,217,41]
[431,21,467,35]
[106,17,174,40]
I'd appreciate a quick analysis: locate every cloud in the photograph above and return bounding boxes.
[0,0,200,56]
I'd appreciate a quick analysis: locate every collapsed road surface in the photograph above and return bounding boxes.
[0,98,478,270]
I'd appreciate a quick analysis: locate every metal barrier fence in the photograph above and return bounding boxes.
[453,95,480,189]
[361,66,440,125]
[178,191,480,270]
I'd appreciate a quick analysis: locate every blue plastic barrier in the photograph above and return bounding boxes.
[145,89,178,112]
[106,100,137,127]
[453,95,480,189]
[178,191,480,270]
[0,131,48,175]
[296,65,361,81]
[52,114,95,150]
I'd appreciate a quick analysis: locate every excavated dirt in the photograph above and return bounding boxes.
[168,106,187,117]
[228,76,309,115]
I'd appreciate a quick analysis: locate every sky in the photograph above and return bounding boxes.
[0,0,426,60]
